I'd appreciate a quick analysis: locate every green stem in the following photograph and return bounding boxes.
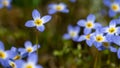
[35,29,39,55]
[94,52,98,68]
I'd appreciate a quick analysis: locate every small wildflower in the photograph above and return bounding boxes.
[103,0,120,17]
[63,25,80,41]
[15,53,43,68]
[48,3,69,14]
[18,41,40,55]
[25,9,52,32]
[0,0,12,9]
[77,14,101,34]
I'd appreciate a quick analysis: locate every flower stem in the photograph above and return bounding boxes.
[35,29,39,55]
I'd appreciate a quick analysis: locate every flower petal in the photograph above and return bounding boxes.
[86,40,93,47]
[61,9,69,13]
[117,48,120,59]
[63,33,71,40]
[28,53,38,64]
[48,9,57,14]
[37,25,45,32]
[112,36,120,46]
[87,14,96,22]
[0,41,4,50]
[109,10,117,17]
[41,15,52,24]
[25,20,35,27]
[77,35,86,42]
[103,0,111,7]
[77,20,86,27]
[32,9,40,20]
[24,41,32,48]
[109,46,117,52]
[84,28,92,34]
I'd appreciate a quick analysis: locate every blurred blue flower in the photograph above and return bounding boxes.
[25,9,52,32]
[63,25,80,41]
[18,41,40,56]
[103,0,120,17]
[0,0,12,9]
[15,53,43,68]
[77,33,94,47]
[77,14,102,34]
[0,41,16,67]
[97,42,117,52]
[69,0,76,3]
[48,3,69,14]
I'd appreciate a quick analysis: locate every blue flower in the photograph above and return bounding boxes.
[77,14,102,34]
[103,0,120,17]
[48,3,69,14]
[90,31,107,48]
[0,0,12,9]
[77,33,94,47]
[63,25,80,41]
[101,20,120,42]
[18,41,40,55]
[14,53,43,68]
[97,42,117,52]
[0,41,16,67]
[25,9,52,32]
[69,0,76,3]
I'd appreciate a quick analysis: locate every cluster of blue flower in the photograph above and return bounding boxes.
[0,41,42,68]
[63,0,120,59]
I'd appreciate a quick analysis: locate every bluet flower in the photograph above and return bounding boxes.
[48,3,69,14]
[25,9,52,32]
[0,0,12,9]
[63,25,80,41]
[77,14,101,34]
[18,41,40,55]
[103,0,120,17]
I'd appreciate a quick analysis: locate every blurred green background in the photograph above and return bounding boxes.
[0,0,120,68]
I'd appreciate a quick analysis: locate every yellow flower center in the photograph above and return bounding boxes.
[10,62,16,68]
[56,5,63,11]
[0,51,6,59]
[111,4,119,11]
[86,22,94,28]
[25,64,33,68]
[108,27,116,34]
[70,31,77,37]
[95,35,104,42]
[85,34,91,40]
[34,19,43,26]
[13,55,21,60]
[26,47,33,53]
[2,0,9,7]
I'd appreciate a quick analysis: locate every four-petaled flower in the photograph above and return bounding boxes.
[0,0,12,9]
[77,14,101,34]
[48,3,69,14]
[63,25,80,41]
[103,0,120,17]
[25,9,52,32]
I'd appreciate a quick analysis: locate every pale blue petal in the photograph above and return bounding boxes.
[41,15,52,24]
[36,65,43,68]
[86,40,93,47]
[0,4,3,9]
[77,35,86,42]
[77,20,86,27]
[32,9,40,20]
[109,19,117,27]
[68,25,73,32]
[48,9,57,14]
[61,9,69,13]
[37,25,45,32]
[6,50,16,59]
[103,0,111,7]
[94,23,102,29]
[63,33,71,40]
[69,0,76,3]
[33,44,40,51]
[117,27,120,34]
[94,42,102,48]
[87,14,96,22]
[74,26,80,33]
[84,28,92,34]
[109,10,117,17]
[0,41,4,50]
[24,41,32,48]
[28,53,38,64]
[109,46,117,52]
[117,48,120,59]
[15,60,25,68]
[112,36,120,46]
[25,20,35,27]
